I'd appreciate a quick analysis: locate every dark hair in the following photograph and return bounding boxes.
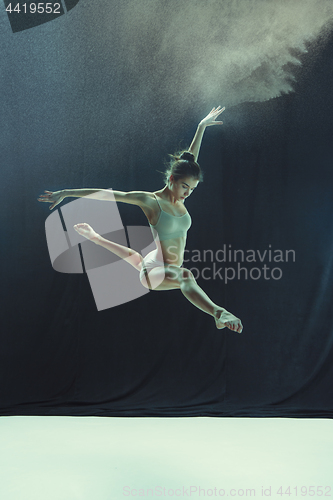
[162,151,203,185]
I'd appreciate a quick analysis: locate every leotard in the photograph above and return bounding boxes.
[139,194,192,286]
[148,193,191,241]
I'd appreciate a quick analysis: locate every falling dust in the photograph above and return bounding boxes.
[103,0,333,108]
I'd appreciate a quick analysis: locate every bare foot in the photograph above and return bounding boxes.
[214,308,243,333]
[73,223,100,242]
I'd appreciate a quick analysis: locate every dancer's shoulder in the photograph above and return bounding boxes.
[118,190,156,209]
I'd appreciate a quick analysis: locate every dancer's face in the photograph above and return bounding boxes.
[170,175,199,201]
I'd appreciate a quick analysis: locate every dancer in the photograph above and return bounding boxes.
[38,107,243,333]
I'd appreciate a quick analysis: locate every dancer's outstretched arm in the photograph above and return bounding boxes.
[188,106,225,162]
[38,189,151,211]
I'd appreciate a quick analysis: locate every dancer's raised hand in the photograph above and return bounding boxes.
[37,190,65,210]
[199,106,225,127]
[188,106,226,160]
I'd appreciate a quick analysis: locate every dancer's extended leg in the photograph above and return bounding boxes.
[73,223,143,271]
[144,265,243,333]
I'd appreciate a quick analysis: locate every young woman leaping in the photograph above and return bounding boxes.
[38,107,243,333]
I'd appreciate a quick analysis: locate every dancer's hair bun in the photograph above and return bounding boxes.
[180,152,195,162]
[161,150,203,184]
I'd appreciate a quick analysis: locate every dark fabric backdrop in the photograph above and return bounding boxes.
[1,1,333,417]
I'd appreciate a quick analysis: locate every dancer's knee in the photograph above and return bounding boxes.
[126,251,143,271]
[181,268,194,280]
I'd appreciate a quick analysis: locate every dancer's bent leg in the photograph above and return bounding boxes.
[73,223,143,271]
[142,265,243,333]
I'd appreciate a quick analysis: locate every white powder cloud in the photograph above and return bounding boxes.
[108,0,333,106]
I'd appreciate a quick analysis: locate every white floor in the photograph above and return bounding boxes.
[0,417,332,500]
